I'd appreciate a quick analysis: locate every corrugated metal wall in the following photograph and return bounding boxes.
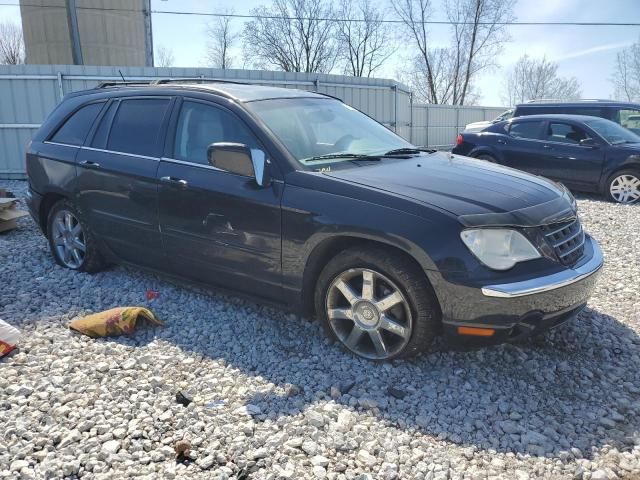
[0,64,505,178]
[0,64,414,178]
[411,104,507,148]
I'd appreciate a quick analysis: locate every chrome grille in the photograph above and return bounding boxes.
[541,218,585,266]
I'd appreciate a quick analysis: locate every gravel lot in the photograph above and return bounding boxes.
[1,179,639,480]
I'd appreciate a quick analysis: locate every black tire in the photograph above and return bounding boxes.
[604,169,640,204]
[46,199,106,273]
[475,153,497,163]
[314,246,441,360]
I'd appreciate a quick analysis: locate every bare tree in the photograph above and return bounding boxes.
[243,0,338,73]
[205,10,238,69]
[393,0,514,105]
[502,55,582,105]
[336,0,392,77]
[155,45,175,68]
[0,21,25,65]
[611,38,640,102]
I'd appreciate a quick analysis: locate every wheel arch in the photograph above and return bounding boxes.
[300,234,440,315]
[39,191,70,234]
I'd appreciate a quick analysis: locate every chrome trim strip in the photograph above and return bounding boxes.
[43,140,79,148]
[80,146,158,161]
[160,157,223,172]
[482,237,603,298]
[544,219,575,237]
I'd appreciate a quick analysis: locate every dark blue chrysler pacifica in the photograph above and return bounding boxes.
[25,80,603,360]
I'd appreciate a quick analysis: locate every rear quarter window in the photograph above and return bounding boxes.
[50,102,105,146]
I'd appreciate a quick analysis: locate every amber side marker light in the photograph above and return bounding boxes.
[457,326,496,337]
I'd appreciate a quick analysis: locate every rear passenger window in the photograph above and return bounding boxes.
[107,98,170,157]
[173,100,259,165]
[51,102,104,146]
[509,121,544,140]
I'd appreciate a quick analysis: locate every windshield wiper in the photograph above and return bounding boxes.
[382,147,437,155]
[304,153,381,162]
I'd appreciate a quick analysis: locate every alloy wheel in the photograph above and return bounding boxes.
[325,268,412,360]
[51,209,86,269]
[610,174,640,204]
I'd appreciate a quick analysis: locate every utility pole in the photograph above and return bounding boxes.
[65,0,83,65]
[143,0,154,67]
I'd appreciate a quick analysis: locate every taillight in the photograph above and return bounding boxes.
[456,134,464,145]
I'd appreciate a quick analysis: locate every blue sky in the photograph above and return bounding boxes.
[2,0,639,106]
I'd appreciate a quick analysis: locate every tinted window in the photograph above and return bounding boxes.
[107,98,170,156]
[174,100,259,164]
[584,118,640,145]
[91,102,118,149]
[546,122,591,144]
[51,102,104,146]
[516,106,604,118]
[509,121,544,140]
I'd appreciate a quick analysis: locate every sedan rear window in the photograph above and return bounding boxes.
[509,121,544,140]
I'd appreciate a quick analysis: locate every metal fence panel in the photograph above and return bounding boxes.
[0,64,504,178]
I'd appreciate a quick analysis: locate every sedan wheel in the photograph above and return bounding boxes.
[51,209,86,269]
[326,268,412,360]
[609,174,640,204]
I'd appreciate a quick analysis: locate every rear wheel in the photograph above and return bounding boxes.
[314,246,440,360]
[47,199,106,273]
[606,170,640,204]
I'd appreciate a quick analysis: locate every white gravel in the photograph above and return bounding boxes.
[1,179,640,480]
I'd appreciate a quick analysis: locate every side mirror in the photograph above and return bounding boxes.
[579,138,599,148]
[207,142,271,187]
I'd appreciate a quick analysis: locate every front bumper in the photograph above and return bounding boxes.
[441,235,603,343]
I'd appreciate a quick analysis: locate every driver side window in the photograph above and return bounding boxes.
[174,100,259,165]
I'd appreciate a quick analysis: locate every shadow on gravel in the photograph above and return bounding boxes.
[108,298,640,460]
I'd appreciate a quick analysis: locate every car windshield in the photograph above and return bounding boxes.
[493,109,514,122]
[247,98,413,167]
[584,117,640,145]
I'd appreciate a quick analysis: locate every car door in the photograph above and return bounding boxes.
[498,119,546,173]
[76,96,173,266]
[157,98,283,301]
[538,121,605,189]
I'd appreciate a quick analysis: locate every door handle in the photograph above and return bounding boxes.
[80,160,101,169]
[497,139,506,144]
[160,176,188,188]
[542,145,552,149]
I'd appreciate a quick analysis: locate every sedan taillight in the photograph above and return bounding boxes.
[456,134,464,145]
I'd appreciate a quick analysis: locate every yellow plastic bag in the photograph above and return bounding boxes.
[69,307,163,338]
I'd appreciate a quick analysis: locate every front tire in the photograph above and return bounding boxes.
[47,199,106,273]
[314,246,441,360]
[605,170,640,204]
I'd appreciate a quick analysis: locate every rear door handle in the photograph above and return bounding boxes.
[160,176,188,188]
[497,139,506,144]
[542,145,552,149]
[80,160,101,169]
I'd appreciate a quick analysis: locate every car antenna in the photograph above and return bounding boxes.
[118,69,126,83]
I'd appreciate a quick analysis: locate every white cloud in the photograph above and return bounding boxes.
[552,41,633,62]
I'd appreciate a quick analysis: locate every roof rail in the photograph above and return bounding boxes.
[150,77,248,85]
[525,98,612,104]
[95,80,155,89]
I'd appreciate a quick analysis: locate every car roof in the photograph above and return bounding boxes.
[90,81,329,103]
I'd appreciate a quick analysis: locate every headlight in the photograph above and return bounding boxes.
[460,229,541,270]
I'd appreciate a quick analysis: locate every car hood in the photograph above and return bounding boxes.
[325,152,577,227]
